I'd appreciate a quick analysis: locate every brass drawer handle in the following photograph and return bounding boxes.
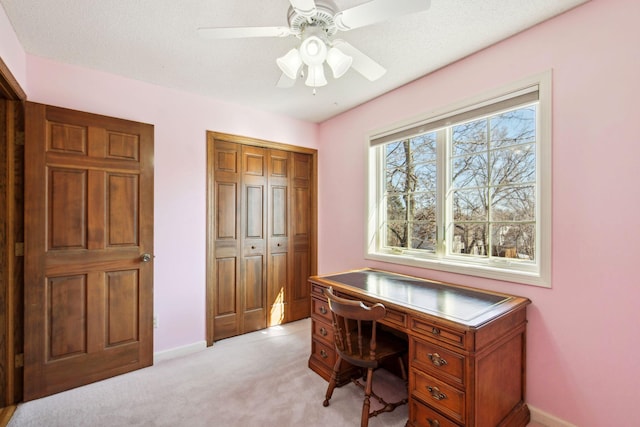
[319,327,328,336]
[319,349,328,359]
[319,306,327,315]
[426,386,447,401]
[431,327,440,335]
[426,418,440,427]
[428,352,448,367]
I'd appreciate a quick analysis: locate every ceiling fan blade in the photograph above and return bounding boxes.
[197,26,292,39]
[277,73,297,88]
[332,40,386,81]
[335,0,431,31]
[289,0,317,18]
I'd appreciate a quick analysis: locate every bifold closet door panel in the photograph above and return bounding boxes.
[240,145,267,334]
[211,141,241,341]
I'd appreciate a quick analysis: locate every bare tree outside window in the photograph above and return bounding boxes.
[383,105,536,262]
[385,133,437,251]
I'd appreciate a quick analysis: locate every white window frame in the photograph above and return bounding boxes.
[366,71,552,287]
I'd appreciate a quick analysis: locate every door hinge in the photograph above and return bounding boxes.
[15,353,24,368]
[15,242,24,257]
[15,131,24,146]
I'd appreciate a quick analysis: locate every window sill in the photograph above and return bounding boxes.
[365,252,550,288]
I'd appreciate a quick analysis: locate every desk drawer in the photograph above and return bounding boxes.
[311,282,326,299]
[411,337,465,386]
[312,317,333,345]
[311,338,336,368]
[411,398,462,427]
[311,296,332,322]
[411,318,467,350]
[382,307,408,329]
[411,369,465,424]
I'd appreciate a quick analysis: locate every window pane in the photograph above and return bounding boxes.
[386,221,407,247]
[413,192,436,221]
[414,163,437,192]
[452,119,487,156]
[385,141,407,168]
[491,185,535,222]
[490,106,536,149]
[452,153,488,188]
[452,223,488,256]
[453,189,487,221]
[490,144,535,186]
[490,223,535,260]
[386,194,408,221]
[411,133,437,162]
[411,222,436,250]
[386,168,410,192]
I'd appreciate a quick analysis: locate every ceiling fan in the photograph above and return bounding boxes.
[198,0,431,91]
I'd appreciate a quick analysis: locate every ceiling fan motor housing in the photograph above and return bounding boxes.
[287,0,339,39]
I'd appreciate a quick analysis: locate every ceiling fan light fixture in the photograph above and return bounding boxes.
[300,35,327,65]
[276,48,303,80]
[305,64,327,87]
[326,47,352,78]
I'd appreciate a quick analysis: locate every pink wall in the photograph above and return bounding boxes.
[22,56,319,353]
[318,0,639,425]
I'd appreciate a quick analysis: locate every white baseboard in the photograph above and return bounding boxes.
[529,405,577,427]
[153,340,207,364]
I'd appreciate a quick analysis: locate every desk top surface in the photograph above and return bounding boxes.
[313,269,529,327]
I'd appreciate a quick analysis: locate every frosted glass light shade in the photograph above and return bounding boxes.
[305,64,327,87]
[300,36,327,66]
[276,49,303,80]
[326,47,353,78]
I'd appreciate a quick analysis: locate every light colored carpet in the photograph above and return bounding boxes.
[8,318,409,427]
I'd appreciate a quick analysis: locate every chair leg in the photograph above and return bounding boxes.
[361,367,374,427]
[323,356,342,407]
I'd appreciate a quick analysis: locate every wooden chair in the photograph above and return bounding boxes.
[322,287,408,427]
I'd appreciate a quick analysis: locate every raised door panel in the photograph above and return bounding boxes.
[107,174,139,246]
[268,252,287,326]
[47,275,88,359]
[48,168,87,250]
[242,255,265,332]
[213,257,238,340]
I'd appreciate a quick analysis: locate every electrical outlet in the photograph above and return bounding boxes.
[153,315,158,329]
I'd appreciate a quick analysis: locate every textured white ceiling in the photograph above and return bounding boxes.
[0,0,588,123]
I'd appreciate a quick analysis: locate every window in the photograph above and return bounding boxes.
[367,72,551,287]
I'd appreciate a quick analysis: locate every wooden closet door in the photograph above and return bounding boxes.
[207,132,316,344]
[267,149,290,326]
[211,141,241,340]
[23,103,154,400]
[289,152,312,321]
[240,145,267,333]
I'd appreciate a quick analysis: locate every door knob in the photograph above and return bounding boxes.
[141,253,152,262]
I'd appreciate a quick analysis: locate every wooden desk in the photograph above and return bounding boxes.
[308,268,531,427]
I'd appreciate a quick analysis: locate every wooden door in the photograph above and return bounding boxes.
[240,145,267,333]
[210,140,241,340]
[289,152,312,321]
[23,103,154,400]
[267,149,290,326]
